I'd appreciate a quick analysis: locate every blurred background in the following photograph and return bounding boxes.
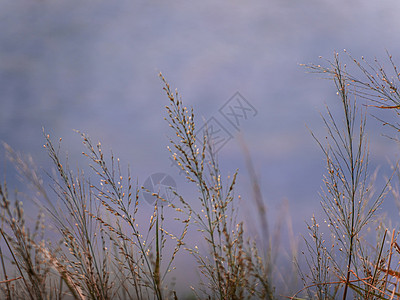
[1,0,400,295]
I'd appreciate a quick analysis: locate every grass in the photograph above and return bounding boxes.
[1,52,400,299]
[298,53,392,299]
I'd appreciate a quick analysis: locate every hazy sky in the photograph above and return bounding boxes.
[2,0,400,294]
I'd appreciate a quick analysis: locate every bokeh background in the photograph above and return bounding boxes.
[2,0,400,295]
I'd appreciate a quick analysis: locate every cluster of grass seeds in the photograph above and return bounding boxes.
[340,51,400,299]
[295,53,399,299]
[1,132,189,299]
[48,131,191,299]
[160,73,276,299]
[0,72,276,299]
[6,50,400,300]
[0,144,75,300]
[0,182,53,300]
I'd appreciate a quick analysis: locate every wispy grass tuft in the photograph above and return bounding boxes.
[297,53,394,299]
[4,51,400,299]
[161,73,276,299]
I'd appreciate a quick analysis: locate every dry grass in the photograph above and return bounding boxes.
[161,73,275,299]
[3,52,400,299]
[0,74,278,299]
[294,52,400,299]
